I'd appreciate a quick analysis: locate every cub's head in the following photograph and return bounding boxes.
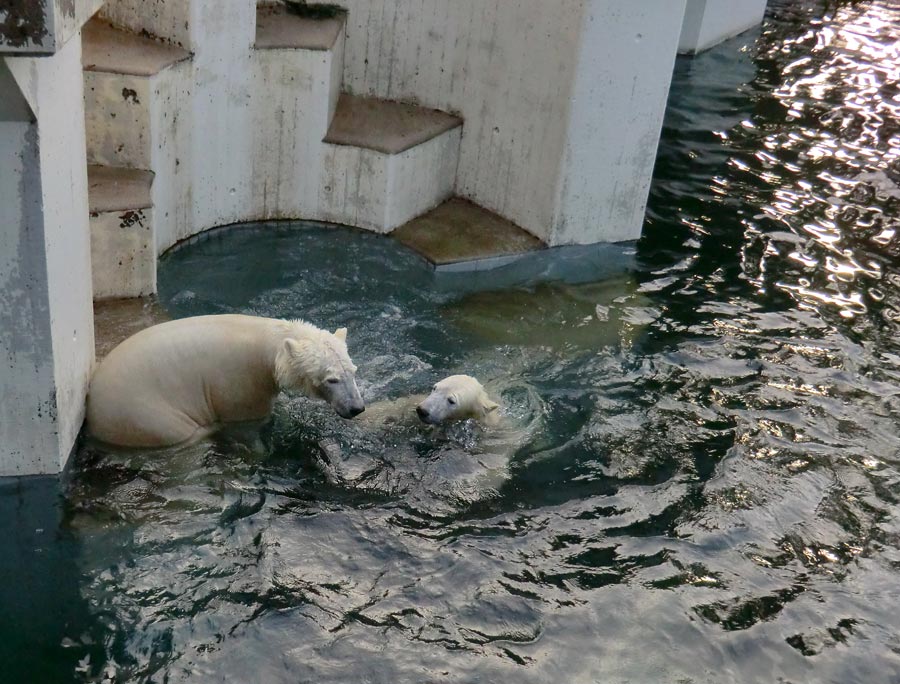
[416,374,499,425]
[275,325,365,419]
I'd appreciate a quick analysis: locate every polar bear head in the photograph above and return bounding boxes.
[275,324,365,419]
[416,374,499,425]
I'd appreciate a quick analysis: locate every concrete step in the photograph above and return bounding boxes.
[87,164,154,214]
[249,3,347,224]
[324,94,462,154]
[81,18,191,77]
[87,165,156,299]
[82,18,191,76]
[319,94,463,233]
[82,18,191,170]
[255,4,346,51]
[392,198,544,270]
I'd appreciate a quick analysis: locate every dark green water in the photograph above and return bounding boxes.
[6,1,900,681]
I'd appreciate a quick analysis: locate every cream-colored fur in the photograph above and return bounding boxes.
[335,375,534,505]
[86,314,362,448]
[360,375,500,428]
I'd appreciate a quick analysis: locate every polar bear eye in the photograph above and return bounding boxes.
[326,378,340,385]
[447,397,457,406]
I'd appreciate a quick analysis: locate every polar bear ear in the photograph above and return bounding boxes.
[333,327,347,342]
[284,338,306,357]
[480,397,499,413]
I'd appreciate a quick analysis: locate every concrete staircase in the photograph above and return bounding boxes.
[83,17,189,299]
[83,0,474,299]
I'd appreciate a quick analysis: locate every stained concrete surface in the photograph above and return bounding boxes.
[392,198,544,266]
[255,4,346,50]
[92,296,169,359]
[324,94,462,154]
[82,18,190,76]
[87,164,154,213]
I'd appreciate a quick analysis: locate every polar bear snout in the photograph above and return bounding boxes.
[416,404,436,424]
[319,372,366,419]
[335,403,366,419]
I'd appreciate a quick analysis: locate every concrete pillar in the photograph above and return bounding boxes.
[678,0,768,55]
[550,0,687,245]
[0,35,95,476]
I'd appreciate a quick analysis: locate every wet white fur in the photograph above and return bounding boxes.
[361,375,500,427]
[87,314,361,448]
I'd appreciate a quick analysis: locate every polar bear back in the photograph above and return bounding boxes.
[87,314,281,447]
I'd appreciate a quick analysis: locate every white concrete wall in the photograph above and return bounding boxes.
[552,0,686,245]
[150,62,192,252]
[384,128,460,230]
[99,0,191,49]
[247,36,342,228]
[319,126,459,233]
[1,36,94,476]
[0,92,60,475]
[336,0,583,243]
[84,71,151,168]
[91,208,156,298]
[679,0,768,55]
[52,0,106,52]
[336,0,686,245]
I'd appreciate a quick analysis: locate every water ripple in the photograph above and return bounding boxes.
[14,1,900,682]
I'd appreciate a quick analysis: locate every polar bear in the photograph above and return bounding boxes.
[360,374,500,428]
[416,374,500,426]
[86,314,364,448]
[318,375,542,508]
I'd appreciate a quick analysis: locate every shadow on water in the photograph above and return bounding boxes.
[0,477,106,683]
[6,0,900,681]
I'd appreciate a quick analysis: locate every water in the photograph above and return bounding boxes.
[7,0,900,680]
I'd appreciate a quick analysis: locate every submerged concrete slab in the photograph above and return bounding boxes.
[255,4,346,50]
[392,198,544,267]
[82,18,191,76]
[93,296,169,359]
[87,164,153,213]
[324,94,462,154]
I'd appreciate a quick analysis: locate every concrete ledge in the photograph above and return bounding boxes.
[324,94,462,154]
[392,198,544,267]
[255,4,346,50]
[82,18,191,76]
[88,164,154,213]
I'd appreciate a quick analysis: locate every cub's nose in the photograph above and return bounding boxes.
[350,405,365,417]
[416,406,429,420]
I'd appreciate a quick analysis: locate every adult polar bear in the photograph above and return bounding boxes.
[87,314,364,448]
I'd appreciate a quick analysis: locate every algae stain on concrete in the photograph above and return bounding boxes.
[0,0,50,48]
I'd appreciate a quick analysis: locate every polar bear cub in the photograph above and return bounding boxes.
[329,374,534,505]
[359,374,499,428]
[86,314,364,448]
[416,375,500,426]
